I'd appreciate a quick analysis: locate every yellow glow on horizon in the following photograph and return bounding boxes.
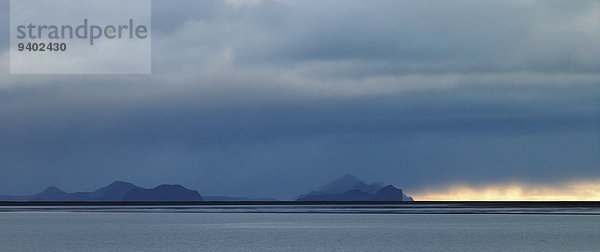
[412,180,600,201]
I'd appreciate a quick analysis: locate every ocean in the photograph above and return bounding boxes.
[1,204,599,251]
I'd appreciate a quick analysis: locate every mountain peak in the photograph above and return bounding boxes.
[154,184,186,190]
[110,181,135,186]
[123,184,203,202]
[311,174,382,195]
[31,186,68,200]
[93,181,140,200]
[39,186,66,195]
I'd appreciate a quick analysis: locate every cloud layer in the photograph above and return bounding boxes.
[0,0,599,199]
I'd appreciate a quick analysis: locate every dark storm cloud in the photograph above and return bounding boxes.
[0,0,599,198]
[0,81,598,198]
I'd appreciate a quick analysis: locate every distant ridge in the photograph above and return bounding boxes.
[297,175,413,202]
[0,176,414,202]
[33,186,67,199]
[124,185,202,202]
[0,182,203,202]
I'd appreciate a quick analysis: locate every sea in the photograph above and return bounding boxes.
[1,203,599,251]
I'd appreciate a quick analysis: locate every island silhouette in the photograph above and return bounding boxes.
[0,175,412,202]
[296,174,413,201]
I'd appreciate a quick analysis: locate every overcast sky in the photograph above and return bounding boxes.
[1,0,599,199]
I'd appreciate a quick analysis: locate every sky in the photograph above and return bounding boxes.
[0,0,599,200]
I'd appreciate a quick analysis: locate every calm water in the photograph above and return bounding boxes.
[1,209,600,251]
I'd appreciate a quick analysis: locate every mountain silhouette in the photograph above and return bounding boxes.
[123,185,203,202]
[375,185,405,201]
[92,181,140,201]
[297,175,413,201]
[296,189,375,201]
[31,186,68,201]
[309,174,383,195]
[0,177,414,202]
[0,182,203,202]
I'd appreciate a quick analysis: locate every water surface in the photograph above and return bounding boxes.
[1,209,599,251]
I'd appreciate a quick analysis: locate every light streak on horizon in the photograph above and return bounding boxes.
[411,180,600,201]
